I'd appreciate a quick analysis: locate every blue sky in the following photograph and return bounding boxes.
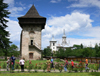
[4,0,100,49]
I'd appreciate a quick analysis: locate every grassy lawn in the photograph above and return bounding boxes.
[0,72,100,76]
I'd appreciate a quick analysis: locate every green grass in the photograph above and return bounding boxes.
[0,72,100,76]
[0,59,6,61]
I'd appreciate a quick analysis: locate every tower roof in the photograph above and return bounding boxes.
[62,29,66,37]
[18,5,46,29]
[19,5,45,18]
[50,35,57,42]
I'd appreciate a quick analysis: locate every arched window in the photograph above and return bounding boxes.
[53,43,55,46]
[31,40,33,45]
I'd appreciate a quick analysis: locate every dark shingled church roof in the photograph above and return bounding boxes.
[18,5,45,18]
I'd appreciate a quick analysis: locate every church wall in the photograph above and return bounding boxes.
[50,41,57,52]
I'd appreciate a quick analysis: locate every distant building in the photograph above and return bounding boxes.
[48,29,73,52]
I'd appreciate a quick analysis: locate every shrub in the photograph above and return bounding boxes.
[73,64,78,72]
[34,63,37,72]
[43,63,47,72]
[28,61,33,72]
[15,61,20,72]
[67,63,72,72]
[78,61,85,72]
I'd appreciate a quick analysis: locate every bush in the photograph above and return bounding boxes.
[78,61,85,72]
[43,63,47,72]
[2,62,6,69]
[67,64,72,72]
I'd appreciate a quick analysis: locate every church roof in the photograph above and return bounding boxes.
[19,5,45,18]
[50,35,57,42]
[63,45,70,47]
[62,29,66,37]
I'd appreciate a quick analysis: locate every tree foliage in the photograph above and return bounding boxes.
[0,44,20,57]
[0,0,12,59]
[43,43,100,58]
[42,47,52,57]
[8,44,20,57]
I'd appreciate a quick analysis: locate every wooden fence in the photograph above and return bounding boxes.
[66,57,100,63]
[43,56,100,63]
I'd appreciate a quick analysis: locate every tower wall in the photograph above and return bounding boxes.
[21,25,42,60]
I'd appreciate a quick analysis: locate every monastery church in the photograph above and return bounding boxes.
[48,29,72,52]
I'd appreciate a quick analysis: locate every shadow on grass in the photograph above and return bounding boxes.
[89,72,100,76]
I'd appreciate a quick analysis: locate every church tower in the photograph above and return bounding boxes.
[50,35,57,52]
[61,29,67,46]
[18,5,46,60]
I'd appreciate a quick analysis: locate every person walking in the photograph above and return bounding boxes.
[19,57,25,72]
[47,58,51,72]
[10,55,16,70]
[85,58,89,71]
[71,60,74,70]
[50,57,55,71]
[64,58,68,72]
[6,57,10,71]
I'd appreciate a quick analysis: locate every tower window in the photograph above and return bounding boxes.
[53,43,55,46]
[31,40,33,45]
[53,47,55,49]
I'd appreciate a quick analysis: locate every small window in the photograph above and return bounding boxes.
[31,40,33,45]
[53,47,55,49]
[53,43,55,46]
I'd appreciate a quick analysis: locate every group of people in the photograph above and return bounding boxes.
[46,57,89,72]
[6,55,25,72]
[6,56,89,72]
[7,55,16,71]
[46,57,69,72]
[65,58,89,72]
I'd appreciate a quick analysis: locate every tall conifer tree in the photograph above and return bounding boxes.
[0,0,12,58]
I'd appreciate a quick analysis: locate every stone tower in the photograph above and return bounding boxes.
[18,5,46,60]
[62,29,67,46]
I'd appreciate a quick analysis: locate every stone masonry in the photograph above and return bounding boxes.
[18,5,46,60]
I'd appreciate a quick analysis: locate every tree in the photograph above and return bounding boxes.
[73,44,81,49]
[65,48,72,57]
[80,44,83,49]
[43,47,52,57]
[8,44,20,57]
[0,0,11,59]
[94,43,99,57]
[56,48,65,58]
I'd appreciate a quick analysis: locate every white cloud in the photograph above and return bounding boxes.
[43,12,93,37]
[9,7,24,12]
[50,0,61,3]
[6,19,22,42]
[42,12,100,48]
[82,26,100,39]
[4,0,26,17]
[67,38,100,47]
[68,0,100,8]
[4,0,14,5]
